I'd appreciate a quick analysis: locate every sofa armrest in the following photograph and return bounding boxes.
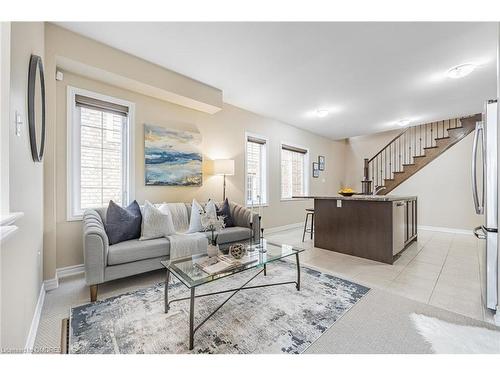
[82,209,109,286]
[229,202,260,242]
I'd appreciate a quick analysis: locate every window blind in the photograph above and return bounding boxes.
[281,144,307,154]
[247,135,267,145]
[75,94,129,117]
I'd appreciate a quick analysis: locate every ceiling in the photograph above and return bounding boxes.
[55,22,498,139]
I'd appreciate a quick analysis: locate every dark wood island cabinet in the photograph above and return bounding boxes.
[295,195,417,264]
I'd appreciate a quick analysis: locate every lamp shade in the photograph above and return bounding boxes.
[213,159,235,176]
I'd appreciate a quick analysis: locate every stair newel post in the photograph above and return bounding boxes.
[363,158,369,181]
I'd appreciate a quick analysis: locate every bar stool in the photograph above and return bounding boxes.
[302,208,314,242]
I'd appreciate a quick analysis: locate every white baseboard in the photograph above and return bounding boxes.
[56,263,85,279]
[418,225,472,235]
[43,277,59,291]
[25,266,79,352]
[24,283,45,352]
[42,264,84,293]
[266,222,304,234]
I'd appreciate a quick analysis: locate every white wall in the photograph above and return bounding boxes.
[0,22,10,216]
[1,22,44,351]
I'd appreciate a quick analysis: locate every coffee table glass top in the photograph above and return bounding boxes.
[161,240,304,288]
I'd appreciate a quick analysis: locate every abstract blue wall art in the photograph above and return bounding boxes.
[144,125,202,186]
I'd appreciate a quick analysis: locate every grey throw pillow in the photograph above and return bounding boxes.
[105,200,142,245]
[216,198,234,227]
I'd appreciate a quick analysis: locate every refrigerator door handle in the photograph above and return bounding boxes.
[471,121,484,214]
[473,226,486,240]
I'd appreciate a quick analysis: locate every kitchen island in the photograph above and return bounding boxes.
[295,195,417,264]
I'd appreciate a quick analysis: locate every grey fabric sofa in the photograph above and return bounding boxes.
[83,201,260,302]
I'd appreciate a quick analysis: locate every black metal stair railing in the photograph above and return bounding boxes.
[363,118,461,192]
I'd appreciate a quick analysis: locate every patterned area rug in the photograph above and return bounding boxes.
[70,261,369,354]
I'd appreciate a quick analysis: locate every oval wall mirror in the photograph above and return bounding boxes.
[27,54,46,162]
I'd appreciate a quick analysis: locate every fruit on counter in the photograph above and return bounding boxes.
[338,187,355,194]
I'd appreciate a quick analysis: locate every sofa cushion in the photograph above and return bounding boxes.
[205,226,252,244]
[105,200,142,245]
[140,201,176,240]
[187,199,204,233]
[108,237,170,266]
[216,198,234,227]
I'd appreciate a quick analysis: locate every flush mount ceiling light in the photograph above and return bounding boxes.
[397,119,411,127]
[446,63,477,79]
[316,109,329,118]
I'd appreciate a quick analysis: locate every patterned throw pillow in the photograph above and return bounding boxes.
[140,201,176,240]
[105,200,142,245]
[216,198,234,227]
[187,199,204,233]
[205,199,217,219]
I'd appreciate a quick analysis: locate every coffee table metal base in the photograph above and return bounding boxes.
[164,253,301,350]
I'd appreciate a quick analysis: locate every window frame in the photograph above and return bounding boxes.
[66,86,135,221]
[280,141,310,201]
[244,131,269,207]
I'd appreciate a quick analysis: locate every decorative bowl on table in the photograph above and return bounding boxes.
[229,243,246,259]
[338,188,356,197]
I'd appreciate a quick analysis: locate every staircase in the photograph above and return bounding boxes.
[364,113,482,194]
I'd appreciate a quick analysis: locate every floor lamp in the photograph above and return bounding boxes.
[213,159,235,201]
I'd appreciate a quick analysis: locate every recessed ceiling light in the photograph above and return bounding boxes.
[446,63,476,79]
[316,109,329,118]
[397,119,411,127]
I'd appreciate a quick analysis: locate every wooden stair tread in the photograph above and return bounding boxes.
[435,136,450,140]
[402,163,415,166]
[423,146,438,149]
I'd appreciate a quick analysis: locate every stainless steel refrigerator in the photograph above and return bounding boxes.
[472,99,498,314]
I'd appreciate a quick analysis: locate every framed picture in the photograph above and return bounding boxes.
[144,124,202,186]
[312,162,319,178]
[318,155,325,171]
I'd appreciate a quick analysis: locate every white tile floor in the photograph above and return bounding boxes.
[34,228,495,351]
[266,228,494,323]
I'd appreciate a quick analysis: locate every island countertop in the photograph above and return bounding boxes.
[299,195,418,264]
[292,195,417,202]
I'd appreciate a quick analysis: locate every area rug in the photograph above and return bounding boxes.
[411,313,500,353]
[69,261,369,354]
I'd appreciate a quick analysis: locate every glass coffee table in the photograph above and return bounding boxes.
[161,239,304,350]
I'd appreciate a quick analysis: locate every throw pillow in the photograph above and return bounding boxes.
[216,198,234,227]
[205,199,217,219]
[140,201,176,240]
[105,200,142,245]
[187,199,204,233]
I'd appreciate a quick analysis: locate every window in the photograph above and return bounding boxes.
[245,134,268,206]
[67,87,134,220]
[281,144,308,199]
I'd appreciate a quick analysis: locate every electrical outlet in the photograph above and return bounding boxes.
[336,199,342,208]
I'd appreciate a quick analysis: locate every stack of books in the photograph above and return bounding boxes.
[194,254,259,275]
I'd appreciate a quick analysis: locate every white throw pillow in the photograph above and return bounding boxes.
[205,200,217,219]
[187,199,204,233]
[140,201,176,240]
